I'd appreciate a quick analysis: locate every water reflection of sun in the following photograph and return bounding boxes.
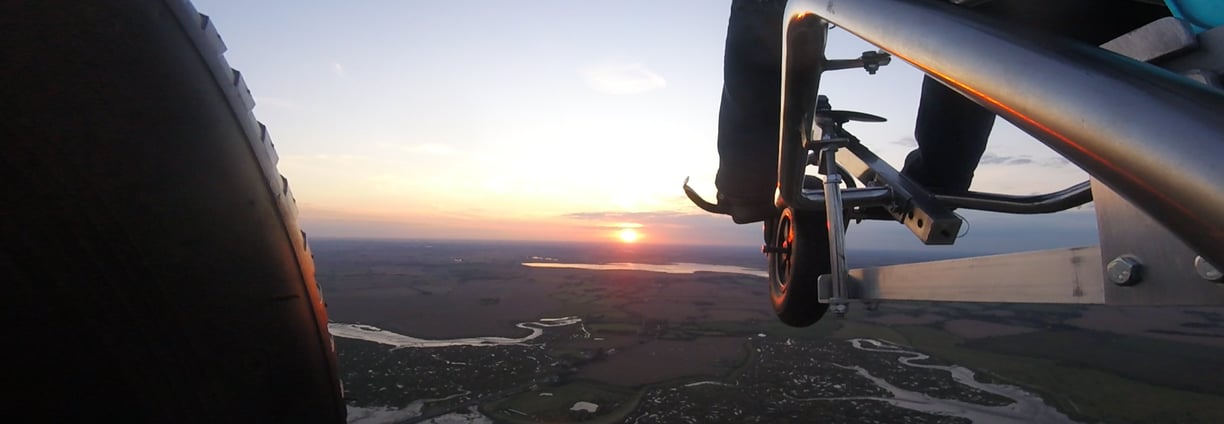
[617,228,640,243]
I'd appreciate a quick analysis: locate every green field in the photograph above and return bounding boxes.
[484,381,640,424]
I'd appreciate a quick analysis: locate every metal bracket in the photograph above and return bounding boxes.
[1093,179,1224,304]
[1155,23,1224,88]
[1100,16,1198,63]
[825,50,892,74]
[837,143,962,244]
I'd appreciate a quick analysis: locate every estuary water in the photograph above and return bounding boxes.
[521,262,768,278]
[815,338,1078,424]
[328,316,583,349]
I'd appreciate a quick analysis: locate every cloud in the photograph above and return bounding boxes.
[563,209,762,246]
[890,136,917,147]
[1041,157,1072,168]
[331,62,346,78]
[564,211,687,222]
[557,187,1100,248]
[979,152,1015,165]
[580,62,666,95]
[979,152,1074,168]
[980,152,1036,166]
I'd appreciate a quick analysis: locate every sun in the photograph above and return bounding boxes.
[617,228,640,243]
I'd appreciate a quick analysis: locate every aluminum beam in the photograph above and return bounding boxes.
[818,247,1106,304]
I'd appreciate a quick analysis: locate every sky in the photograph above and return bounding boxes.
[192,0,1099,252]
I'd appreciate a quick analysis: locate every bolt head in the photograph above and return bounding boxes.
[1195,256,1223,282]
[1107,256,1143,286]
[832,303,848,315]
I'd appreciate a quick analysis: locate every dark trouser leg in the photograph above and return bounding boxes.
[901,76,996,194]
[715,0,785,203]
[901,0,1168,193]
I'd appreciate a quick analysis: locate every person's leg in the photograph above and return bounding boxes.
[901,76,995,195]
[714,0,786,224]
[901,0,1169,194]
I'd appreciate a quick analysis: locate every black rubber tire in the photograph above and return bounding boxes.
[2,2,344,423]
[767,208,832,327]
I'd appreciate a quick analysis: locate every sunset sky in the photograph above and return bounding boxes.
[193,0,1099,252]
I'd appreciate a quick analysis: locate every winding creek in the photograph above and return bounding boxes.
[331,319,1076,422]
[801,338,1078,424]
[328,316,583,349]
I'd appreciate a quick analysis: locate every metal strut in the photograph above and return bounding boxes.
[820,143,850,316]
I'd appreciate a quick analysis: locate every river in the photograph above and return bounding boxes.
[521,262,768,278]
[332,315,1074,422]
[796,338,1078,424]
[328,316,583,349]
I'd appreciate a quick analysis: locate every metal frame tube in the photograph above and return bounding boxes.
[822,148,849,311]
[935,181,1093,214]
[777,16,826,209]
[783,0,1224,267]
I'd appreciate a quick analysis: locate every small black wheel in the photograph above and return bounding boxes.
[767,207,832,327]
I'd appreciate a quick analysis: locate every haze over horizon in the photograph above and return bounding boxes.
[194,0,1098,252]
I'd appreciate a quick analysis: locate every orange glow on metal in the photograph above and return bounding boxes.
[886,49,1208,234]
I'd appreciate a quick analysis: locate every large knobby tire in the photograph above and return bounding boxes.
[768,207,832,327]
[2,1,344,422]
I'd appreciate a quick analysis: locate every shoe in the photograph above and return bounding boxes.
[684,177,835,224]
[715,192,777,224]
[900,150,971,196]
[681,178,778,224]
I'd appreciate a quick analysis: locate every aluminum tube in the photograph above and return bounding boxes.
[777,18,827,208]
[823,149,849,305]
[784,0,1224,266]
[936,181,1093,214]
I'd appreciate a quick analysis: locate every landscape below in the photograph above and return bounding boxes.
[314,239,1224,424]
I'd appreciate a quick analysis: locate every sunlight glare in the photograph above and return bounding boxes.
[617,228,640,243]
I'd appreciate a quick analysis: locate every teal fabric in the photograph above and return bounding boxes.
[1164,0,1224,32]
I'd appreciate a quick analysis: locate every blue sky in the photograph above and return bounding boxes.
[192,0,1099,252]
